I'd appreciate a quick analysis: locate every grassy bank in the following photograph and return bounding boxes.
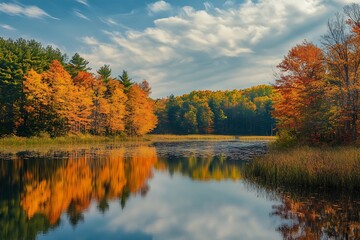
[0,134,276,147]
[0,134,135,146]
[244,146,360,191]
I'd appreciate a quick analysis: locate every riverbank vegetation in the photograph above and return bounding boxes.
[244,146,360,191]
[0,134,276,150]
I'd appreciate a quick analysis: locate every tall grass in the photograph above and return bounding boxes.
[243,146,360,191]
[0,134,276,146]
[0,134,145,147]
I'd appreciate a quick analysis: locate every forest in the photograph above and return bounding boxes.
[0,37,275,138]
[273,3,360,145]
[0,38,157,137]
[154,85,274,135]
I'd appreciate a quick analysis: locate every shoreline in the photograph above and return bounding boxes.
[0,134,276,150]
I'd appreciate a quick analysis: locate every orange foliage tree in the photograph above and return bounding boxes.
[273,42,334,144]
[126,84,158,136]
[22,60,157,136]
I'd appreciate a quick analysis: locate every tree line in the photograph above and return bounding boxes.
[273,3,360,145]
[0,38,157,137]
[153,85,275,135]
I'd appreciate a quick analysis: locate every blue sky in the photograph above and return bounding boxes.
[0,0,354,97]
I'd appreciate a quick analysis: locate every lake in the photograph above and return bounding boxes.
[0,141,359,240]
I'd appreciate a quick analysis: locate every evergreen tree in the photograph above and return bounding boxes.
[97,64,112,82]
[118,70,133,92]
[67,53,91,77]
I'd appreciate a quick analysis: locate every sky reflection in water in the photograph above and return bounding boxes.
[0,141,359,240]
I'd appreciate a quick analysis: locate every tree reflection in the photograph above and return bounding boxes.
[246,181,360,240]
[155,154,244,181]
[0,145,158,239]
[272,192,360,239]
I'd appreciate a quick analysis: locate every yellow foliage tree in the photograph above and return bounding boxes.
[126,84,158,136]
[23,69,51,135]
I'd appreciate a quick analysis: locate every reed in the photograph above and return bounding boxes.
[0,134,276,147]
[244,146,360,191]
[0,134,140,146]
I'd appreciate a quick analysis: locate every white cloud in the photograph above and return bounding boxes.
[148,1,172,14]
[76,0,89,7]
[80,0,348,98]
[0,3,58,19]
[0,24,15,31]
[101,17,117,26]
[74,10,90,21]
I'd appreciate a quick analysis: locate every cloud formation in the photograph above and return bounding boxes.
[101,17,117,26]
[76,0,89,7]
[79,0,347,97]
[0,24,15,31]
[74,9,90,21]
[0,3,58,19]
[148,1,172,14]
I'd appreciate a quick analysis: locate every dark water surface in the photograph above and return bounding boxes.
[0,141,359,240]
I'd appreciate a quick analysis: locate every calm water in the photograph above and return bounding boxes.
[0,141,359,240]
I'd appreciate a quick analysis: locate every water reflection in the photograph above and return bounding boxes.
[247,182,360,240]
[273,191,360,239]
[0,145,157,239]
[156,155,244,181]
[0,142,359,239]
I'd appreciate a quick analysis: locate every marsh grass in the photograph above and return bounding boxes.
[0,134,151,153]
[244,146,360,191]
[0,134,276,146]
[0,134,128,146]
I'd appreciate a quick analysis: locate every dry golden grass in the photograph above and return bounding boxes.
[0,134,275,153]
[244,146,360,191]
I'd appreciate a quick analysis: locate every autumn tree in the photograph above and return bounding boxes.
[106,79,127,134]
[126,84,158,136]
[271,3,360,145]
[0,38,65,136]
[41,60,75,136]
[91,80,110,135]
[321,4,360,143]
[23,69,51,136]
[139,80,152,95]
[273,41,330,144]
